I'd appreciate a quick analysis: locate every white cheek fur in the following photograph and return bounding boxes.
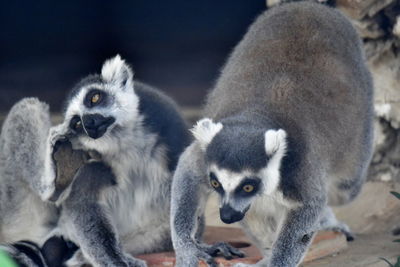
[209,128,287,198]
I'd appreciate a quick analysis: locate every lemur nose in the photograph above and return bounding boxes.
[82,114,115,139]
[82,114,105,129]
[220,204,245,224]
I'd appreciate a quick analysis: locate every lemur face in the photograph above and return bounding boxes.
[208,165,262,224]
[191,118,288,224]
[68,90,116,140]
[64,55,139,153]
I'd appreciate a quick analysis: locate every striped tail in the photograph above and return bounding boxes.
[0,237,78,267]
[1,241,47,267]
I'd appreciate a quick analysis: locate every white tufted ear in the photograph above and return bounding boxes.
[191,118,223,151]
[101,55,134,88]
[264,129,287,156]
[260,129,288,195]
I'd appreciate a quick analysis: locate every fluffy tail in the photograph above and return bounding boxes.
[0,97,55,200]
[0,241,48,267]
[0,236,79,267]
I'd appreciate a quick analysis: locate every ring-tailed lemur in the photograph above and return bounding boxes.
[0,55,193,266]
[171,2,374,267]
[44,55,193,266]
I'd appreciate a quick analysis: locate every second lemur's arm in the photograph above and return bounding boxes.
[171,143,244,267]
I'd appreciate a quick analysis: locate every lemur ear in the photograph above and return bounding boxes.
[264,129,287,156]
[191,118,223,151]
[101,55,134,88]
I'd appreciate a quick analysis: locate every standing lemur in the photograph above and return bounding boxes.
[0,55,196,266]
[171,2,374,267]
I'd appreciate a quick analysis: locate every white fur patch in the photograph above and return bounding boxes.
[209,164,252,196]
[264,129,287,156]
[101,55,134,88]
[260,129,288,195]
[375,103,391,119]
[394,17,400,37]
[191,118,223,150]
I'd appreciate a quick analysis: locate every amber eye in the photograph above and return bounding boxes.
[243,184,254,193]
[75,120,82,129]
[91,93,101,104]
[211,179,220,189]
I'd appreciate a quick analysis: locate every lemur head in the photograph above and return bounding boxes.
[192,118,287,224]
[64,55,139,153]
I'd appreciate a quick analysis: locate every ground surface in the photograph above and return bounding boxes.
[305,232,399,267]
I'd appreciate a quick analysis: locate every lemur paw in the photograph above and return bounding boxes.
[49,124,69,148]
[176,244,218,267]
[319,218,355,241]
[200,242,245,260]
[126,256,147,267]
[329,225,355,241]
[319,207,355,241]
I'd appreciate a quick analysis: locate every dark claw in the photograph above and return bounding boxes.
[207,242,245,259]
[345,232,355,242]
[331,227,355,242]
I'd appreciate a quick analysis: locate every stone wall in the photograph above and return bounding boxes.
[335,0,400,183]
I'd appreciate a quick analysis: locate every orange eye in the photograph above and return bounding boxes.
[211,179,220,189]
[91,93,101,104]
[75,120,82,129]
[243,184,254,193]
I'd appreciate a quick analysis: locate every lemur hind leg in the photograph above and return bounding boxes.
[318,206,354,241]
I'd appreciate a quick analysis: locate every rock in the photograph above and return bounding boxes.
[334,182,400,234]
[335,0,400,185]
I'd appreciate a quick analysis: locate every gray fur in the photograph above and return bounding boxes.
[0,98,62,266]
[171,2,373,267]
[0,98,58,246]
[171,143,244,267]
[59,161,146,267]
[50,55,189,266]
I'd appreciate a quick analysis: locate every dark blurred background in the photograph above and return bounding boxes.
[0,0,266,112]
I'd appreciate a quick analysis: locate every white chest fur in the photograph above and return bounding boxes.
[240,192,295,253]
[100,144,172,253]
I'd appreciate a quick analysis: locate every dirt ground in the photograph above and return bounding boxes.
[305,232,399,267]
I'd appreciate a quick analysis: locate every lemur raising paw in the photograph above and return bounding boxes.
[48,55,191,266]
